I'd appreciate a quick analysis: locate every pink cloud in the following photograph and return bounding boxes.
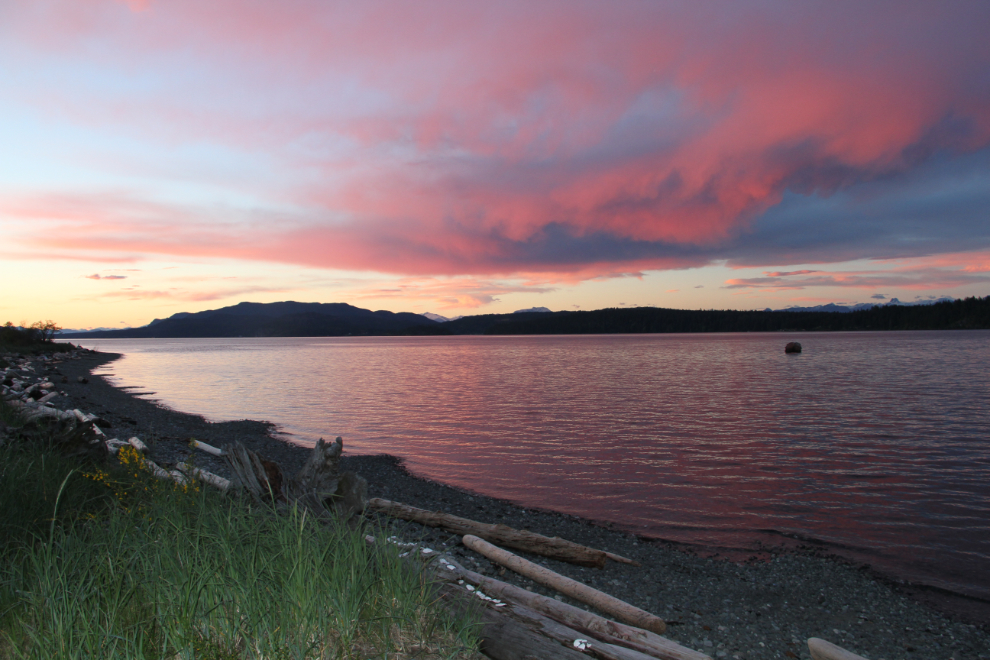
[352,277,555,309]
[87,284,291,303]
[85,273,127,280]
[725,251,990,291]
[4,1,990,283]
[764,270,819,277]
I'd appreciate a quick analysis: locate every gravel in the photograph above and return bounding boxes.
[6,348,988,660]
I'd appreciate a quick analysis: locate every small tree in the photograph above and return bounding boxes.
[30,320,62,342]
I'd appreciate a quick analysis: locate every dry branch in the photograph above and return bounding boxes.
[463,535,667,635]
[369,497,638,568]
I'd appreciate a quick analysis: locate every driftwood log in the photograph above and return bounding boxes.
[189,438,223,456]
[222,437,368,519]
[463,535,667,635]
[176,462,232,492]
[368,497,638,568]
[808,638,868,660]
[436,558,710,660]
[440,582,589,659]
[441,583,669,660]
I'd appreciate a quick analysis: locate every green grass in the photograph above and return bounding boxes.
[0,403,481,659]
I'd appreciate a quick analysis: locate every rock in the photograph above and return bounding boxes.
[785,342,802,354]
[61,376,68,383]
[77,376,89,384]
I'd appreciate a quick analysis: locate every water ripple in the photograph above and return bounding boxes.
[82,331,990,600]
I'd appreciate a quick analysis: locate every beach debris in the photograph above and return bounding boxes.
[127,436,149,454]
[463,534,667,635]
[222,436,368,519]
[439,589,591,660]
[224,442,284,500]
[368,497,638,568]
[176,462,232,492]
[785,341,802,354]
[189,438,224,456]
[807,638,868,660]
[431,556,710,660]
[105,438,130,455]
[431,554,707,659]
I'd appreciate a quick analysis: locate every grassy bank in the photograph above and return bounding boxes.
[0,402,480,659]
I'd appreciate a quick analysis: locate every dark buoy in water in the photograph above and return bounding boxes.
[785,342,802,354]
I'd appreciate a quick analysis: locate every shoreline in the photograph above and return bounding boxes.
[23,348,990,658]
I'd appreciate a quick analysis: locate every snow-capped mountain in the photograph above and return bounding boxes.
[770,297,954,313]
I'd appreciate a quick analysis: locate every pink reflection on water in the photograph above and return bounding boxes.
[82,332,990,600]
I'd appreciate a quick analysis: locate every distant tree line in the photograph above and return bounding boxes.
[477,296,990,335]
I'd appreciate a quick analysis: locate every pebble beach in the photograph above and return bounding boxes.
[3,347,988,660]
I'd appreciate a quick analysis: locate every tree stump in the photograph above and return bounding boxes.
[222,436,367,518]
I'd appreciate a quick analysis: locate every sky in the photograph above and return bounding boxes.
[2,0,989,329]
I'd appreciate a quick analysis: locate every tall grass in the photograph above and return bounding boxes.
[0,409,480,659]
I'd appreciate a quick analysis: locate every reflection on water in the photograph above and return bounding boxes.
[77,332,990,600]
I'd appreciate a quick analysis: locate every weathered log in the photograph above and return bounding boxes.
[128,436,149,454]
[143,459,175,481]
[438,582,591,660]
[435,559,708,660]
[72,409,95,424]
[176,462,232,492]
[463,535,666,635]
[497,598,670,660]
[189,438,223,456]
[369,498,638,568]
[441,578,687,660]
[808,638,868,660]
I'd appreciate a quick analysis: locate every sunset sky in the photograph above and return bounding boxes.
[2,0,989,329]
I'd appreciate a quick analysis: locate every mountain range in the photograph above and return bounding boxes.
[59,296,990,338]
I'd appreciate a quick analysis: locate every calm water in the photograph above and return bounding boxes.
[74,332,990,601]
